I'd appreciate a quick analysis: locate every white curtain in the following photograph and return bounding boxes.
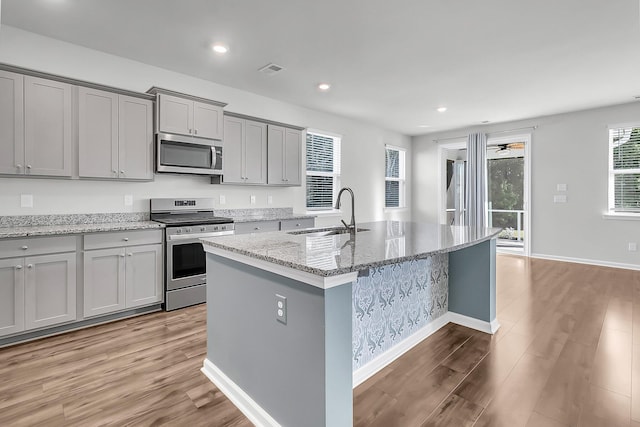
[465,132,488,229]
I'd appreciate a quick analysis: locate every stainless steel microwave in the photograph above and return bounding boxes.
[156,133,223,175]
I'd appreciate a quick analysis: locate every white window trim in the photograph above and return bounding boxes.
[385,144,406,209]
[607,123,640,215]
[306,129,342,214]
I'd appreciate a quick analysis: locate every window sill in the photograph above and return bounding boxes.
[306,209,342,217]
[384,207,408,213]
[602,212,640,221]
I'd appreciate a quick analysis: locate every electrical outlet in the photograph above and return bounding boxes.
[219,195,226,205]
[20,194,33,208]
[556,183,567,192]
[629,242,637,252]
[250,195,256,205]
[553,195,567,203]
[124,194,133,206]
[268,195,273,205]
[276,294,287,324]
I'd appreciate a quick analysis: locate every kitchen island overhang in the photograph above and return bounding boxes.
[201,221,500,427]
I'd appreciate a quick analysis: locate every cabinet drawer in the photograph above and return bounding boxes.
[280,218,315,231]
[84,229,163,250]
[234,220,280,235]
[0,236,76,259]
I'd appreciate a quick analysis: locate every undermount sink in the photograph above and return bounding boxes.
[287,227,370,237]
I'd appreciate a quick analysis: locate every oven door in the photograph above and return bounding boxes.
[166,231,233,290]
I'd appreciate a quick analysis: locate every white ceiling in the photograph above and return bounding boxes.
[2,0,640,135]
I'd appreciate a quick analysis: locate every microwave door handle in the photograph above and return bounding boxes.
[211,147,217,169]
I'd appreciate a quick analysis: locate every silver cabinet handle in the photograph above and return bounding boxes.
[15,265,23,270]
[119,253,125,258]
[194,129,198,135]
[296,223,300,227]
[127,253,132,257]
[21,246,28,250]
[27,264,33,269]
[26,165,32,170]
[113,169,117,174]
[120,170,125,175]
[254,227,260,230]
[123,238,129,242]
[16,164,22,170]
[188,128,193,134]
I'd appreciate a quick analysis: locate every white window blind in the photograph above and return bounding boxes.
[306,130,341,210]
[609,126,640,213]
[385,146,406,208]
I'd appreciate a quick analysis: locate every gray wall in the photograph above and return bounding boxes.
[207,255,352,427]
[0,26,412,227]
[412,102,640,268]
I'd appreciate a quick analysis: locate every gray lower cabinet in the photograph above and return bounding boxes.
[83,231,162,318]
[223,116,267,184]
[0,72,72,177]
[0,251,76,338]
[235,218,315,234]
[267,125,302,186]
[79,87,153,180]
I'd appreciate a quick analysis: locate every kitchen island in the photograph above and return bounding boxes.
[200,221,501,427]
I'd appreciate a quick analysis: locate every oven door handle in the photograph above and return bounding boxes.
[167,230,235,241]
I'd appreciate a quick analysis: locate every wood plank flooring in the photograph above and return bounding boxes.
[1,255,639,426]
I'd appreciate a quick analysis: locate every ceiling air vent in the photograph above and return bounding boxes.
[258,63,285,76]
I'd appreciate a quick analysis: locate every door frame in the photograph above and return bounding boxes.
[437,133,532,256]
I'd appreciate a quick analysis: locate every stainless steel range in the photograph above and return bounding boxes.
[150,198,234,310]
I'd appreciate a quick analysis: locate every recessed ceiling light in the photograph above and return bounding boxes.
[212,44,228,54]
[318,83,331,91]
[418,125,432,128]
[436,106,447,113]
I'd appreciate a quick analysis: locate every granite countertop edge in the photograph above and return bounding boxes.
[201,231,500,277]
[231,214,317,223]
[0,221,165,239]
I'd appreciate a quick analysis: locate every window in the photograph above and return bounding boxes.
[609,125,640,213]
[306,130,341,211]
[385,145,406,208]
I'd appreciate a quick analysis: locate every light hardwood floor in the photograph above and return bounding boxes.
[1,255,638,426]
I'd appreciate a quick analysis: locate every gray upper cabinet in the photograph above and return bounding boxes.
[159,94,223,140]
[79,88,152,180]
[24,76,73,177]
[222,116,267,184]
[0,70,24,175]
[268,125,302,186]
[0,73,72,177]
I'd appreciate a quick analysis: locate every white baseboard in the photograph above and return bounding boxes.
[352,314,450,388]
[352,311,500,388]
[201,359,281,427]
[448,311,500,334]
[530,253,640,271]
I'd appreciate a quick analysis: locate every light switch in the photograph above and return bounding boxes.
[250,195,256,205]
[219,195,226,205]
[553,195,567,203]
[20,194,33,208]
[124,195,133,206]
[268,195,273,205]
[556,184,567,192]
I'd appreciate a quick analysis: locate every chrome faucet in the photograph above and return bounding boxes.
[335,187,356,231]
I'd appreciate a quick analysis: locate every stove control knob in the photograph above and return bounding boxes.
[184,227,192,233]
[176,229,182,234]
[200,226,206,232]
[221,225,226,230]
[213,226,219,231]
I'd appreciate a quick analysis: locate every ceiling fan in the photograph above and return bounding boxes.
[490,142,525,155]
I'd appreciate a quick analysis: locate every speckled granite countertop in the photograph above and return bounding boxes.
[201,221,501,277]
[214,208,316,223]
[0,213,164,238]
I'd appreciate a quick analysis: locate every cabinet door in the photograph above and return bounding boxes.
[244,120,267,184]
[158,94,193,136]
[0,258,25,337]
[119,95,153,180]
[284,128,302,185]
[125,244,162,308]
[24,76,72,177]
[24,252,76,330]
[267,125,285,184]
[193,102,223,140]
[84,248,125,318]
[78,87,118,178]
[222,116,245,184]
[0,70,24,175]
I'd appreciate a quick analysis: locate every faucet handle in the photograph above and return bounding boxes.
[341,219,350,230]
